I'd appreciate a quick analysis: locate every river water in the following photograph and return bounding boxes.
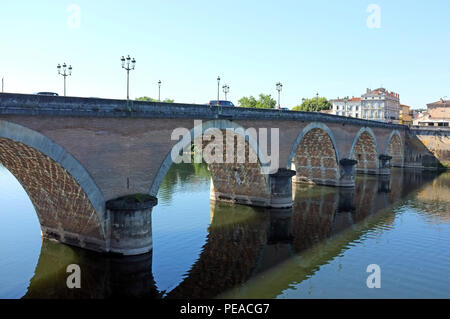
[0,163,449,299]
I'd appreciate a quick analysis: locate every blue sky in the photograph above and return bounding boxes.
[0,0,449,109]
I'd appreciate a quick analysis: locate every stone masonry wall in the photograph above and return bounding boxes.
[293,128,339,185]
[0,138,105,249]
[387,134,404,166]
[195,129,270,201]
[353,131,378,172]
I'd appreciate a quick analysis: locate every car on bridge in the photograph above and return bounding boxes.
[35,92,59,96]
[208,100,234,107]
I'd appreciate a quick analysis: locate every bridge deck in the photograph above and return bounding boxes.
[0,93,406,130]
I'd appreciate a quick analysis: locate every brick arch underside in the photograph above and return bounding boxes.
[387,134,403,167]
[0,138,105,247]
[293,128,339,185]
[194,129,270,202]
[352,132,378,173]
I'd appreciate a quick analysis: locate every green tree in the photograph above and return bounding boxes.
[292,97,331,112]
[238,94,276,109]
[136,96,174,103]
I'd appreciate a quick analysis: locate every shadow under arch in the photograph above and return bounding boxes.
[0,120,107,249]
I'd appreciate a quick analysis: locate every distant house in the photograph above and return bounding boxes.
[330,97,361,118]
[361,88,400,123]
[413,99,450,127]
[399,104,413,126]
[330,87,401,123]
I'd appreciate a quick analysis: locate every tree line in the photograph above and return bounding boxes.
[135,94,332,112]
[238,94,331,112]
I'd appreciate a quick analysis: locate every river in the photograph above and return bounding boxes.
[0,163,449,298]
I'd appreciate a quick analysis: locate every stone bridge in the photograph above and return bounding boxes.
[0,93,417,255]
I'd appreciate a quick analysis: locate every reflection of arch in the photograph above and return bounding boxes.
[150,120,270,199]
[288,123,340,185]
[0,120,106,247]
[350,127,379,174]
[385,130,404,167]
[166,201,269,298]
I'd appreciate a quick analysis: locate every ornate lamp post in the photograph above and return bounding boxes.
[57,63,72,96]
[276,82,283,109]
[121,55,136,101]
[217,76,221,103]
[222,84,230,101]
[158,80,162,101]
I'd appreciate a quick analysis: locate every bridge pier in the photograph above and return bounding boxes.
[106,195,158,256]
[356,154,392,175]
[210,168,296,208]
[338,158,358,187]
[292,158,357,188]
[378,154,392,175]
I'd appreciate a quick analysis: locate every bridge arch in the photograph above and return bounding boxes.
[288,122,340,185]
[385,130,404,167]
[350,127,379,174]
[0,120,107,250]
[150,120,271,206]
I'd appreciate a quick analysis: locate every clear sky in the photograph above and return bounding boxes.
[0,0,449,109]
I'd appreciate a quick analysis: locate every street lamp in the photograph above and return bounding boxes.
[222,84,230,101]
[121,55,136,101]
[158,80,162,101]
[276,82,283,109]
[57,62,72,96]
[217,76,220,103]
[316,92,320,109]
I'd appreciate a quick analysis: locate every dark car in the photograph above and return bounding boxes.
[35,92,59,96]
[208,100,234,107]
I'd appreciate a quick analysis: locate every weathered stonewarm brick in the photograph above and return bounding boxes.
[199,129,270,199]
[387,134,403,166]
[293,128,339,184]
[0,138,104,240]
[353,131,378,172]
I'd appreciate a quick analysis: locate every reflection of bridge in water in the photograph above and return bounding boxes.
[23,169,440,298]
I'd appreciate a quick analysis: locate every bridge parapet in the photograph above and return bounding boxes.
[0,93,406,130]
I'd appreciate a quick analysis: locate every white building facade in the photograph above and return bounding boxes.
[330,97,362,118]
[361,88,400,123]
[330,88,400,123]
